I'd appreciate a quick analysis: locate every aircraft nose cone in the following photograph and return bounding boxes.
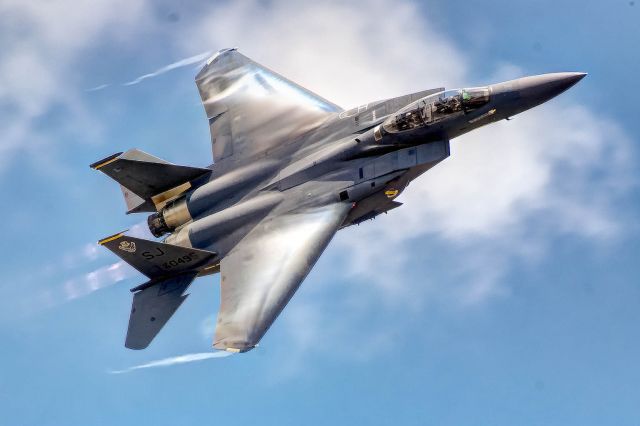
[517,72,587,105]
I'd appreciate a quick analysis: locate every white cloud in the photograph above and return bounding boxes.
[335,101,633,307]
[127,221,157,239]
[179,0,467,107]
[387,105,630,240]
[180,0,634,365]
[109,351,232,374]
[0,0,151,172]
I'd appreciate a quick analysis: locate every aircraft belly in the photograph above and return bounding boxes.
[345,140,450,201]
[340,140,451,225]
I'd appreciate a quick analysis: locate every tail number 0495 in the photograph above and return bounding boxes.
[162,252,199,270]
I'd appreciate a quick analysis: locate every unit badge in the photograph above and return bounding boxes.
[118,241,137,253]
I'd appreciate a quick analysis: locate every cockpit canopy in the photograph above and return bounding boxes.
[382,87,491,133]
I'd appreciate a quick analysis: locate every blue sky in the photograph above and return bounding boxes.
[1,0,639,424]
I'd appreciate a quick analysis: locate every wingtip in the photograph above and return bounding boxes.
[124,339,149,350]
[98,230,128,245]
[206,47,238,65]
[90,152,123,170]
[196,48,240,81]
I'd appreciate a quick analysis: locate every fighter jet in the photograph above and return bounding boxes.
[91,48,585,353]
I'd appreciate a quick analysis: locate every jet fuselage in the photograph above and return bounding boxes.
[158,73,586,262]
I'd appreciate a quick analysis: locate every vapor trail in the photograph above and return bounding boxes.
[123,51,213,86]
[109,351,232,374]
[63,260,135,301]
[86,83,111,92]
[60,221,150,301]
[86,50,213,92]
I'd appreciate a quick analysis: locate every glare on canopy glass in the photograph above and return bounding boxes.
[383,87,490,133]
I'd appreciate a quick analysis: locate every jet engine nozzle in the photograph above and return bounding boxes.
[147,212,170,237]
[147,197,192,237]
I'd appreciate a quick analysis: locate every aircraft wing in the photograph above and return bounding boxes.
[213,201,351,352]
[195,48,342,162]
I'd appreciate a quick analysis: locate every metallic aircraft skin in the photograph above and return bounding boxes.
[92,48,586,353]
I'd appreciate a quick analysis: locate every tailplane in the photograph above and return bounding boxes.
[90,149,211,213]
[98,232,217,279]
[98,232,218,349]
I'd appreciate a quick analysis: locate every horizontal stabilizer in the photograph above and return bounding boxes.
[90,149,211,213]
[126,272,197,349]
[98,232,217,280]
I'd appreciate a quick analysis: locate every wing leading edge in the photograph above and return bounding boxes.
[214,202,352,352]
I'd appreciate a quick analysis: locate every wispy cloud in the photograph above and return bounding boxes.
[0,0,151,173]
[109,351,232,374]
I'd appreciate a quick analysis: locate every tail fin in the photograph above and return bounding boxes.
[90,149,211,213]
[125,272,197,349]
[98,232,218,349]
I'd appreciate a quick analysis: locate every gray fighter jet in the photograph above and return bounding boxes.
[91,48,585,353]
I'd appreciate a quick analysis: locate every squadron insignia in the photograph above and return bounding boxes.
[118,241,137,253]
